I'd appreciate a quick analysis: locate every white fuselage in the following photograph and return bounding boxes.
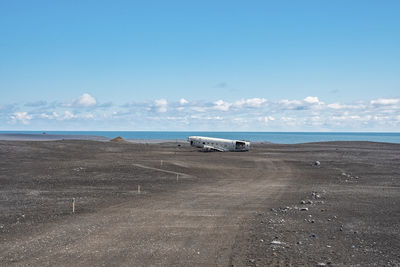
[188,136,250,152]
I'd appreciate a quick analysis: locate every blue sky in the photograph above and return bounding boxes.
[1,1,399,131]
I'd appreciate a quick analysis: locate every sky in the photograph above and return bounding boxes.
[0,0,399,131]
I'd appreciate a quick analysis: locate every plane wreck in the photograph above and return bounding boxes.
[188,136,250,152]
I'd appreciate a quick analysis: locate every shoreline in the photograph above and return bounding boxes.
[0,133,398,145]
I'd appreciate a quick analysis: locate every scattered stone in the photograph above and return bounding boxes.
[271,240,283,245]
[249,259,255,263]
[296,241,302,245]
[300,200,306,204]
[260,239,264,243]
[310,234,316,238]
[316,263,326,266]
[300,207,308,211]
[314,161,321,167]
[306,200,313,204]
[311,192,321,199]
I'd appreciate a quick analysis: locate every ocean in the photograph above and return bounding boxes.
[1,131,400,144]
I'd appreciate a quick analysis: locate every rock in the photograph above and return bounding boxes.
[306,200,313,204]
[316,263,326,266]
[300,200,306,204]
[300,207,308,211]
[311,192,321,199]
[249,259,255,263]
[314,161,321,166]
[110,136,126,142]
[270,240,283,245]
[296,241,302,245]
[310,234,316,238]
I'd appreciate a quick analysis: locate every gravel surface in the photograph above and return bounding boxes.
[0,140,399,266]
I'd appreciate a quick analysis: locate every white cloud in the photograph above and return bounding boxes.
[331,113,371,122]
[191,115,223,120]
[40,112,59,119]
[10,112,32,124]
[63,111,76,120]
[327,102,366,110]
[370,98,399,105]
[84,113,95,119]
[155,99,168,113]
[327,103,344,109]
[40,111,76,120]
[4,96,400,131]
[279,99,303,108]
[304,96,322,105]
[258,116,275,123]
[77,93,97,107]
[233,98,267,108]
[179,98,189,105]
[64,93,97,107]
[191,106,207,112]
[213,100,231,111]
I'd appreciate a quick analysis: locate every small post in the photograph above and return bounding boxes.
[72,198,75,213]
[138,185,141,194]
[176,174,179,181]
[160,160,163,166]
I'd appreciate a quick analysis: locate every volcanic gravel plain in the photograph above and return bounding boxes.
[0,140,399,266]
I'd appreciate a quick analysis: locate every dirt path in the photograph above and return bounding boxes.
[1,148,292,266]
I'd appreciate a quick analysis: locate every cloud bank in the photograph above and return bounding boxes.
[1,94,400,131]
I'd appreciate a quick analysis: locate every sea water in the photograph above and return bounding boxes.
[1,131,400,144]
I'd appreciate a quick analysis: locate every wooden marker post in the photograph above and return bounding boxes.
[176,174,179,182]
[138,185,141,194]
[160,160,163,166]
[72,198,75,213]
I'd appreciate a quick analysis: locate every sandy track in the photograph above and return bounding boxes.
[0,142,292,266]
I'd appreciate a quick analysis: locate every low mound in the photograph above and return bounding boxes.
[110,136,126,142]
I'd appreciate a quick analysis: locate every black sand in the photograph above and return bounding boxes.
[0,140,399,266]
